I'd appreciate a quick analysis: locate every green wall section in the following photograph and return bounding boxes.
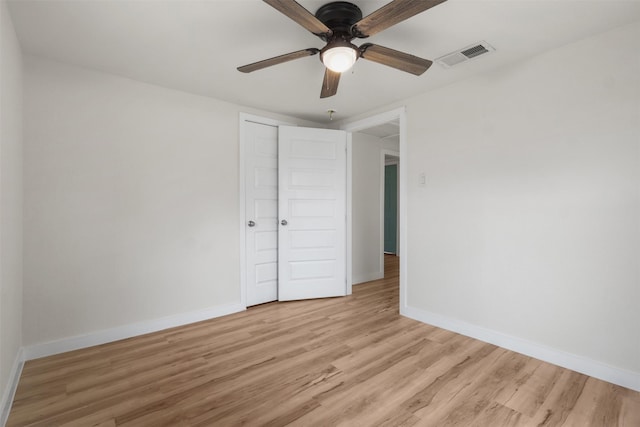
[384,164,397,254]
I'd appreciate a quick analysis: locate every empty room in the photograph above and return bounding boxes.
[1,0,639,425]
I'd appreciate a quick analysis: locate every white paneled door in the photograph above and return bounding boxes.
[245,122,279,306]
[277,126,347,301]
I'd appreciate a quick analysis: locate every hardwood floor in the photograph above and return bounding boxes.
[8,255,640,426]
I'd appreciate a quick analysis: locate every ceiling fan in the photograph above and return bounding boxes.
[237,0,447,98]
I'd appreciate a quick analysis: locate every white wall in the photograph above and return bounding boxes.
[22,56,310,350]
[352,133,382,284]
[404,21,640,384]
[351,132,399,284]
[0,0,24,416]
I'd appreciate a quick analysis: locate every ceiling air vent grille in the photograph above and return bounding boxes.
[435,41,495,68]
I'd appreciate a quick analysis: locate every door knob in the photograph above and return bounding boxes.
[247,220,256,227]
[280,219,288,226]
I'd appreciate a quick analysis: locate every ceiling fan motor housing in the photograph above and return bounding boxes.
[315,1,362,38]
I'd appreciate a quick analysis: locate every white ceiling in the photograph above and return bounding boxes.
[8,0,640,123]
[358,118,399,141]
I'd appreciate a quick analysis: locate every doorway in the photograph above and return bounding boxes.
[341,108,406,305]
[384,153,399,256]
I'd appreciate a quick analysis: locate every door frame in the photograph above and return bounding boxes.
[238,113,294,308]
[340,107,407,307]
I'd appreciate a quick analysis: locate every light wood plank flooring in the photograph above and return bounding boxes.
[8,255,640,426]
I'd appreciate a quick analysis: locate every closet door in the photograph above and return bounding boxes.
[277,126,347,301]
[244,122,279,306]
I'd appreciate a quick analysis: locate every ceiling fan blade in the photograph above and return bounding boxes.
[264,0,332,37]
[320,69,340,98]
[353,0,447,38]
[360,43,432,76]
[238,48,319,73]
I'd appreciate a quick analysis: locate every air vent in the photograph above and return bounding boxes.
[435,41,495,68]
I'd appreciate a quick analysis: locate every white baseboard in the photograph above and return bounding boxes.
[23,302,245,361]
[353,271,384,285]
[1,347,24,426]
[401,304,640,392]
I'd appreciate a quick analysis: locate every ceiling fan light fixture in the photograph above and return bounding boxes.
[321,42,357,73]
[239,0,448,97]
